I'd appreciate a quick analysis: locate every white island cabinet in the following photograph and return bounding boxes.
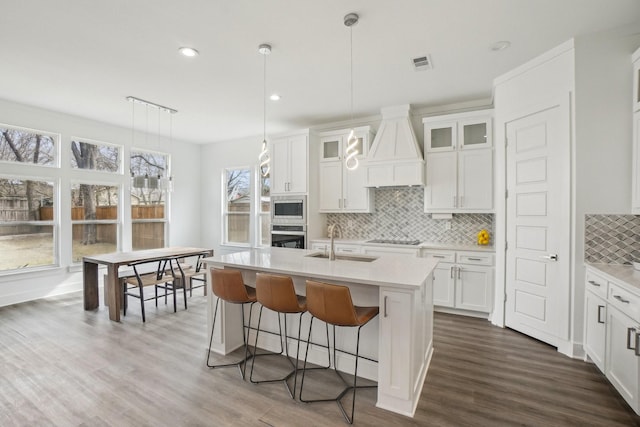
[203,247,436,418]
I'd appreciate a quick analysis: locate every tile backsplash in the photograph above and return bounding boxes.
[326,187,493,245]
[584,214,640,264]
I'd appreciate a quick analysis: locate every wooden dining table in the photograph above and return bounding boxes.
[83,247,213,321]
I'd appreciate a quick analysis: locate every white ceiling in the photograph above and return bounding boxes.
[2,0,640,144]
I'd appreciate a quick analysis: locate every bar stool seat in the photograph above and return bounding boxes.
[206,268,257,379]
[299,280,379,424]
[249,272,307,398]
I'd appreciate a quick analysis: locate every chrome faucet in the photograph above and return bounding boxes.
[328,224,343,261]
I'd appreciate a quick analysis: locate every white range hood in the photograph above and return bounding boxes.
[365,104,425,187]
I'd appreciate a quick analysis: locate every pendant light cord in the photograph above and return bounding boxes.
[263,50,267,142]
[350,24,354,124]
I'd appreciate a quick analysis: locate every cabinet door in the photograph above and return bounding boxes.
[606,304,640,413]
[458,149,493,211]
[425,151,457,211]
[432,263,455,307]
[456,265,493,313]
[288,135,308,193]
[378,289,412,400]
[318,161,343,211]
[321,135,342,161]
[271,138,290,194]
[584,290,607,372]
[343,165,372,212]
[459,116,492,149]
[425,121,457,152]
[634,55,640,112]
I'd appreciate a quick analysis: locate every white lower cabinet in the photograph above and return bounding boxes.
[423,249,494,314]
[362,245,420,257]
[606,304,640,413]
[584,265,640,415]
[584,289,607,372]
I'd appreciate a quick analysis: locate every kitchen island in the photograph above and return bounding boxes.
[203,246,437,418]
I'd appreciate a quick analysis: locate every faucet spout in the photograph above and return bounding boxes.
[328,224,343,261]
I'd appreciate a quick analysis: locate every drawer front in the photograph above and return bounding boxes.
[585,269,608,300]
[609,282,640,323]
[457,251,494,266]
[335,244,362,254]
[422,250,455,263]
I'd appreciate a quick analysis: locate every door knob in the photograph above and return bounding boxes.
[540,254,558,261]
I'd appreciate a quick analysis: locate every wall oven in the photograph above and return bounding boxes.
[271,224,306,249]
[271,195,306,224]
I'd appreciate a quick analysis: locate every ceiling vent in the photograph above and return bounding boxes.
[412,54,433,71]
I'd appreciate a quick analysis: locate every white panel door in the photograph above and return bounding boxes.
[270,138,290,194]
[431,263,455,307]
[425,151,457,210]
[505,102,570,347]
[287,135,308,193]
[343,165,371,212]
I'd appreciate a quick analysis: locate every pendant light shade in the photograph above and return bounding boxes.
[344,13,359,171]
[258,43,272,177]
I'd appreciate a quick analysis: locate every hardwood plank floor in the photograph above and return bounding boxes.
[0,292,638,426]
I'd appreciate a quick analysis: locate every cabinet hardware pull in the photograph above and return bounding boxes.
[614,295,630,304]
[450,266,454,278]
[628,327,637,351]
[432,255,445,259]
[460,196,464,207]
[457,266,461,279]
[468,257,482,261]
[383,296,388,318]
[597,305,605,324]
[636,332,640,357]
[453,196,457,208]
[339,198,342,209]
[588,280,600,287]
[344,198,348,208]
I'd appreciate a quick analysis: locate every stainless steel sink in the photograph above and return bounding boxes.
[305,253,378,262]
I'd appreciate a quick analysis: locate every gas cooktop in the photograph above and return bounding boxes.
[366,239,421,246]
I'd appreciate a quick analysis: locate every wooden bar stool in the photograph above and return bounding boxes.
[249,272,306,398]
[206,268,257,380]
[299,280,379,425]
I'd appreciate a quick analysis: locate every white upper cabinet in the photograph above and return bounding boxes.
[423,110,493,213]
[424,112,492,152]
[318,126,374,213]
[271,133,308,195]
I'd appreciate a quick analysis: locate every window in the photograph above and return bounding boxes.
[223,167,251,245]
[258,171,270,246]
[0,125,56,166]
[71,139,120,172]
[70,183,119,262]
[0,177,56,271]
[130,150,168,250]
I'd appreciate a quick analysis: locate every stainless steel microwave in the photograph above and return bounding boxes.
[271,195,306,224]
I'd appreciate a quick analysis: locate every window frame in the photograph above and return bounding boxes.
[0,123,60,168]
[70,136,123,174]
[0,173,59,273]
[221,166,253,247]
[129,148,171,250]
[256,167,271,248]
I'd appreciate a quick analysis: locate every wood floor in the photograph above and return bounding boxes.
[0,292,638,427]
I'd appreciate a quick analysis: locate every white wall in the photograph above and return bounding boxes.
[493,24,639,357]
[572,24,638,350]
[0,98,202,306]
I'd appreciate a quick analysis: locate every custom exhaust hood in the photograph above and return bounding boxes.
[365,104,425,187]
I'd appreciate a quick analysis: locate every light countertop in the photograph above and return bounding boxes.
[310,238,495,253]
[203,246,438,290]
[586,263,640,294]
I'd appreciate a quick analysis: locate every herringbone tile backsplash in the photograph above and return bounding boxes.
[326,187,493,244]
[584,215,640,264]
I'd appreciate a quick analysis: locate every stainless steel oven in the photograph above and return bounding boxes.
[271,224,306,249]
[271,195,306,225]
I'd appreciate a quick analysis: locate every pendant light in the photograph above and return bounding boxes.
[344,13,359,171]
[258,43,272,177]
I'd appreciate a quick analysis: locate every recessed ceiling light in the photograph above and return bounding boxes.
[178,47,199,57]
[270,94,281,101]
[490,41,511,52]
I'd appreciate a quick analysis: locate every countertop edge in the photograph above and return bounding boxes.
[585,262,640,295]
